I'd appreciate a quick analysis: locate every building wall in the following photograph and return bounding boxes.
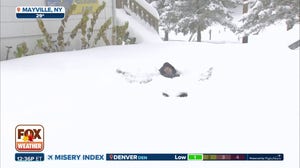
[0,0,115,60]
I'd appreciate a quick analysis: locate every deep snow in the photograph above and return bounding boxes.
[0,23,299,168]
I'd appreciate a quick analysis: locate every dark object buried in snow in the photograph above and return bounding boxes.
[162,92,188,97]
[288,40,300,50]
[177,92,188,97]
[159,62,180,78]
[162,92,169,97]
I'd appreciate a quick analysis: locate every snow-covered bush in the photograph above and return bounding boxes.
[37,2,112,52]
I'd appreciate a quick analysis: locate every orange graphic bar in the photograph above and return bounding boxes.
[16,142,43,151]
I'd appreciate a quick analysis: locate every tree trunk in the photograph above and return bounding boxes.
[197,27,201,42]
[242,36,248,43]
[164,30,169,41]
[242,0,248,43]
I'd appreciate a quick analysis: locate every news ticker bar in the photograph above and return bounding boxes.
[15,153,284,162]
[106,153,284,161]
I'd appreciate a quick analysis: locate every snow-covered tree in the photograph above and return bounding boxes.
[145,0,155,3]
[176,0,238,42]
[239,0,300,36]
[150,0,180,41]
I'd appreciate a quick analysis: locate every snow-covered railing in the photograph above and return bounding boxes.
[116,0,159,32]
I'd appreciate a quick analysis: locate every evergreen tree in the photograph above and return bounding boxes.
[239,0,300,36]
[151,0,180,41]
[176,0,238,42]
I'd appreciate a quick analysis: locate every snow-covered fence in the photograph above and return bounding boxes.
[116,0,159,32]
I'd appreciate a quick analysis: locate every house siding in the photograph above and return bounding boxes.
[0,0,115,60]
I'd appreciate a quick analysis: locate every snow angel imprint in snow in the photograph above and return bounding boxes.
[116,63,214,98]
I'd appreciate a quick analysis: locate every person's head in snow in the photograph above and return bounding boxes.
[159,62,180,78]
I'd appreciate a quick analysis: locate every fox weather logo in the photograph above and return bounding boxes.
[15,124,44,152]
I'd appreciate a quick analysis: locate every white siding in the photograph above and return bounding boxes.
[0,0,115,60]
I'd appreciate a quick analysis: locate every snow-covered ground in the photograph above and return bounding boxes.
[0,23,299,168]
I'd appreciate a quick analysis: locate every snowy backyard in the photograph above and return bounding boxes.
[1,0,299,167]
[1,22,299,167]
